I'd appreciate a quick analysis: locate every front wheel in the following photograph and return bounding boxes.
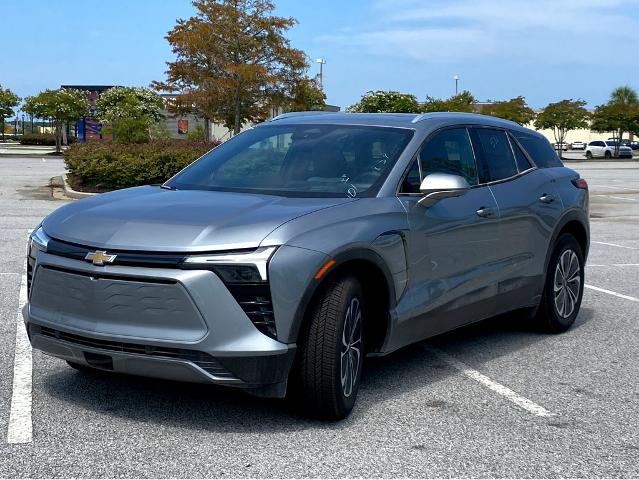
[290,275,365,420]
[605,150,612,159]
[535,234,585,333]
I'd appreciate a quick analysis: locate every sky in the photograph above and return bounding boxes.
[2,0,639,112]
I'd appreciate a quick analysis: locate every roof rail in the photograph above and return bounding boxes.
[411,111,521,127]
[269,111,335,122]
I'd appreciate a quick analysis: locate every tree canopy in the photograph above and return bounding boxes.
[534,99,590,158]
[591,86,639,156]
[95,86,165,143]
[154,0,309,135]
[422,91,476,113]
[285,77,326,112]
[347,90,420,113]
[480,96,536,125]
[0,85,21,141]
[23,88,88,153]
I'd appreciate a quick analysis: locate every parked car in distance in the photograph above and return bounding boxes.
[608,138,639,150]
[570,141,586,150]
[587,140,633,159]
[554,142,569,151]
[25,112,590,420]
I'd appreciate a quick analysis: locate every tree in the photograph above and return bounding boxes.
[23,89,88,153]
[591,103,639,157]
[481,96,536,125]
[0,85,20,142]
[422,90,476,113]
[610,85,638,106]
[534,99,590,159]
[154,0,308,135]
[285,77,326,112]
[348,90,420,113]
[591,86,639,157]
[95,86,165,143]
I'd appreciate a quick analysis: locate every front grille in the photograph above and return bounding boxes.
[226,283,277,339]
[29,324,236,379]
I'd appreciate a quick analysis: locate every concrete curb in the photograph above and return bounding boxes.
[58,174,97,199]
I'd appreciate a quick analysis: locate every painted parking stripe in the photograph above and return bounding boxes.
[591,241,638,250]
[7,259,32,444]
[585,284,639,303]
[425,347,554,417]
[587,264,639,267]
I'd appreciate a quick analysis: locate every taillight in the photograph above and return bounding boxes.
[572,178,588,189]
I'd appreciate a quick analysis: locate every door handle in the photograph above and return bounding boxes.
[476,207,495,218]
[539,194,555,204]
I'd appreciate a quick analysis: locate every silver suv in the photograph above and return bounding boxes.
[25,112,589,419]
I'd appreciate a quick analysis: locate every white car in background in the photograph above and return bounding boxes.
[586,140,633,159]
[571,141,586,150]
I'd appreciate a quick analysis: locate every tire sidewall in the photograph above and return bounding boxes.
[332,279,365,415]
[543,234,585,331]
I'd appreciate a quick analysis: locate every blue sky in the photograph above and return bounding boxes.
[2,0,639,111]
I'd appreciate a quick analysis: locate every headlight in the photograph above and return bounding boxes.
[28,226,50,259]
[181,246,278,282]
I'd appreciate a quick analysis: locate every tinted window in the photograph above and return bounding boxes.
[167,124,413,198]
[419,128,478,185]
[509,135,533,172]
[515,132,563,168]
[473,128,518,182]
[400,159,421,193]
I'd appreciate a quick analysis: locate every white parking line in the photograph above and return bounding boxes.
[594,194,638,202]
[591,241,638,250]
[590,184,638,192]
[585,284,639,303]
[587,264,639,267]
[425,347,554,417]
[7,259,32,444]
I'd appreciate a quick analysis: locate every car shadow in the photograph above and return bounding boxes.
[40,307,594,432]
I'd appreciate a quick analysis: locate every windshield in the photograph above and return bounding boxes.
[166,124,413,198]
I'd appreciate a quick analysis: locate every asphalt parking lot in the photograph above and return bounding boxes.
[1,156,638,478]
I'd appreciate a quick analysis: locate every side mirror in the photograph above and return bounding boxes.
[418,173,471,207]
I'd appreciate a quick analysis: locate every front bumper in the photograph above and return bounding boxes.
[24,251,296,397]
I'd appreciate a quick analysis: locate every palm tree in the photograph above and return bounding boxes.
[610,85,638,105]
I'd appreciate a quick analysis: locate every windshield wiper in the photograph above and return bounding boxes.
[160,184,177,191]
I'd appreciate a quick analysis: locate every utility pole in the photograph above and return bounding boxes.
[316,58,326,89]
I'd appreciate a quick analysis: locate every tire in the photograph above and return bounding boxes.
[290,275,365,420]
[605,150,612,159]
[535,234,585,333]
[586,151,593,160]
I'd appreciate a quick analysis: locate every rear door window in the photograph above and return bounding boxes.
[514,132,563,168]
[509,135,533,172]
[471,128,518,182]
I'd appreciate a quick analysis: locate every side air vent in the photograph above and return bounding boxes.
[26,257,35,297]
[225,283,277,339]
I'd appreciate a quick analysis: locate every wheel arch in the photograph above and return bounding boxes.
[544,209,590,273]
[290,247,396,354]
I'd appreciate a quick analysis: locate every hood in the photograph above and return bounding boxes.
[42,186,355,252]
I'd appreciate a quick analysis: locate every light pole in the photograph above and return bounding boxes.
[453,75,460,95]
[316,58,327,89]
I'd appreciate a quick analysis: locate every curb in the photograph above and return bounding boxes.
[59,174,97,199]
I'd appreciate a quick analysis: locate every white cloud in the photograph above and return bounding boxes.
[317,0,639,63]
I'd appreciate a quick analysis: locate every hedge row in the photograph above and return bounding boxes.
[64,140,219,190]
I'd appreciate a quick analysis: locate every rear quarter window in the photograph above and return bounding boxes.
[513,132,563,168]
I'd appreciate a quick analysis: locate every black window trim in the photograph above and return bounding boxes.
[396,124,546,196]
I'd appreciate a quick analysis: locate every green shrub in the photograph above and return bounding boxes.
[64,140,219,190]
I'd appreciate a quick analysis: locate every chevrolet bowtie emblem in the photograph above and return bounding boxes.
[85,250,117,266]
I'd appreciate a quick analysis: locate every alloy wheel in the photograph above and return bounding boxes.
[340,297,362,397]
[553,249,581,319]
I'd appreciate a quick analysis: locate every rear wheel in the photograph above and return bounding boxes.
[290,275,365,420]
[535,234,584,333]
[605,150,612,159]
